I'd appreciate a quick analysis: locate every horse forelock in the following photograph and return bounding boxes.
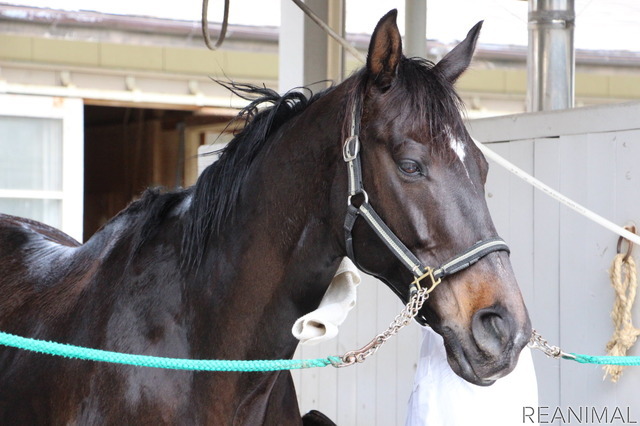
[343,57,469,163]
[397,57,469,158]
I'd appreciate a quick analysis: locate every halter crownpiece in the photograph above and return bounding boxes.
[342,100,510,299]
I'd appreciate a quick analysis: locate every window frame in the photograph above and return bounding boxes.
[0,94,84,241]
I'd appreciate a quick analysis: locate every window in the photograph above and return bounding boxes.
[0,95,83,242]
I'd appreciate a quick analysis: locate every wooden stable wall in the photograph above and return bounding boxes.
[84,109,181,239]
[293,101,640,425]
[83,106,235,240]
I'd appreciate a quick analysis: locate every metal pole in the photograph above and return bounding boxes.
[405,0,427,58]
[279,0,329,93]
[327,0,345,83]
[527,0,575,111]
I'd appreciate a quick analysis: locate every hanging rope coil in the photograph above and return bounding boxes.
[603,226,639,382]
[202,0,230,50]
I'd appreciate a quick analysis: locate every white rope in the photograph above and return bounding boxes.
[472,137,640,246]
[290,0,366,64]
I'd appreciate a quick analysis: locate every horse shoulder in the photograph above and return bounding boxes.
[0,214,90,324]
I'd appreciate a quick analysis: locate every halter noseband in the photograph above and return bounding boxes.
[342,101,510,297]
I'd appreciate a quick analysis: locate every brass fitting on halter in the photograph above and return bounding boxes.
[409,267,443,297]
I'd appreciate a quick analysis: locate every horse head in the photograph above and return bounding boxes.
[341,10,531,386]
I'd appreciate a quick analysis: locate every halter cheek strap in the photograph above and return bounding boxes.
[342,103,510,297]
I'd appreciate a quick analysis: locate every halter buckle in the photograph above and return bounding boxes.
[342,135,360,162]
[410,267,442,296]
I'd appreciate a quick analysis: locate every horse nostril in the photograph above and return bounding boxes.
[485,313,505,341]
[472,308,511,355]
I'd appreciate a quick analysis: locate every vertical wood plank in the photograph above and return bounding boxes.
[355,276,378,425]
[375,284,397,425]
[484,140,535,303]
[532,137,562,410]
[611,129,640,410]
[558,132,618,411]
[395,321,421,425]
[336,291,358,426]
[316,335,338,418]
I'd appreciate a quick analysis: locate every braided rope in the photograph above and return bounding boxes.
[572,353,640,366]
[0,331,340,372]
[603,253,640,381]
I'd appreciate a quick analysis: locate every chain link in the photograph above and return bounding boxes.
[335,298,577,367]
[335,285,431,367]
[528,329,575,360]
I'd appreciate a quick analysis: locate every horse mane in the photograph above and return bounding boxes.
[116,60,467,271]
[181,82,331,270]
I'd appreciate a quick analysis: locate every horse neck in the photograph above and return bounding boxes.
[187,89,347,361]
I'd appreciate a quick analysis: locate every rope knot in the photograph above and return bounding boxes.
[604,253,639,382]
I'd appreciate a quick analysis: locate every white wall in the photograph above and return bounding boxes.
[471,102,640,422]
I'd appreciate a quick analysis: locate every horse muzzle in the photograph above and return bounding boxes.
[438,304,532,386]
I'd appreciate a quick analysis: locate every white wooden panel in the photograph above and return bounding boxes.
[469,104,640,422]
[556,130,640,411]
[612,129,640,412]
[335,299,358,426]
[532,137,562,410]
[484,139,535,308]
[557,133,616,411]
[375,284,398,425]
[468,101,640,143]
[354,276,378,425]
[395,318,421,425]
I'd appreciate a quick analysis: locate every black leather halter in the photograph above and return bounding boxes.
[342,101,510,297]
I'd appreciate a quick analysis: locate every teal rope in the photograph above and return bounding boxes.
[0,331,341,372]
[568,353,640,366]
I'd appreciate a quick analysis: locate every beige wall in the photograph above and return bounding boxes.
[2,32,640,112]
[0,34,278,82]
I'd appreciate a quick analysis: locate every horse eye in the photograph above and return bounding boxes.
[398,160,422,176]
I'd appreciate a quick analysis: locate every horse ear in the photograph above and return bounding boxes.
[366,9,403,90]
[434,21,483,83]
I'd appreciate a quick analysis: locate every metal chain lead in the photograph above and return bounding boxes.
[334,304,577,368]
[334,285,432,367]
[528,329,575,360]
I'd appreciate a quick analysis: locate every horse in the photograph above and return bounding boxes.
[0,10,531,425]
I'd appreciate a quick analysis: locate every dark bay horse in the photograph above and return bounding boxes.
[0,10,530,425]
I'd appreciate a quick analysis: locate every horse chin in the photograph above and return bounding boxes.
[444,349,499,387]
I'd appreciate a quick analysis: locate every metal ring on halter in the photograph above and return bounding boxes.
[347,189,369,207]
